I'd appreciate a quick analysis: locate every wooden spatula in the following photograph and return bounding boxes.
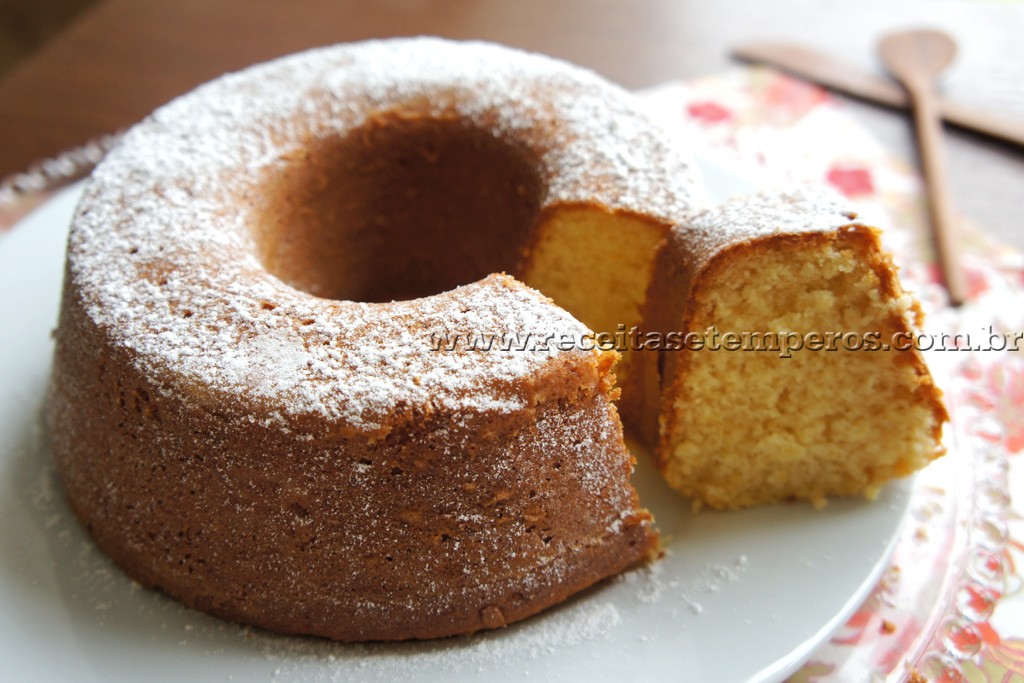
[880,29,968,306]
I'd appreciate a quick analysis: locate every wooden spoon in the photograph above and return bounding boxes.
[879,29,967,306]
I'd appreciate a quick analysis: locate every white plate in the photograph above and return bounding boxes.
[0,171,915,683]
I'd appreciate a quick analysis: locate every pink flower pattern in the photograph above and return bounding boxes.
[687,100,733,123]
[825,164,876,197]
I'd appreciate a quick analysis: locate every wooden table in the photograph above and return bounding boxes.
[1,0,1022,248]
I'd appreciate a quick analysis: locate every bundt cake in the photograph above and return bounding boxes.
[47,38,702,641]
[632,188,948,510]
[47,38,947,642]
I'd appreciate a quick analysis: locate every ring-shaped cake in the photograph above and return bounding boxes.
[48,38,702,640]
[49,37,947,642]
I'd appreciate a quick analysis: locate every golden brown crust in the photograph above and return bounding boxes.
[48,38,673,642]
[49,282,656,640]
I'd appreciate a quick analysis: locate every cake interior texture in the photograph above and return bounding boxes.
[658,230,947,510]
[520,206,669,388]
[522,207,667,337]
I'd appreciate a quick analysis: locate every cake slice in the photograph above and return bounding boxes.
[635,187,948,510]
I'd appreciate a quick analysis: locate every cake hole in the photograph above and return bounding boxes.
[256,113,544,302]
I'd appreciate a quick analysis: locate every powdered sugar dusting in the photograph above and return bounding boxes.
[260,599,623,682]
[679,185,862,269]
[67,38,704,434]
[70,212,592,432]
[618,551,750,618]
[295,38,702,216]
